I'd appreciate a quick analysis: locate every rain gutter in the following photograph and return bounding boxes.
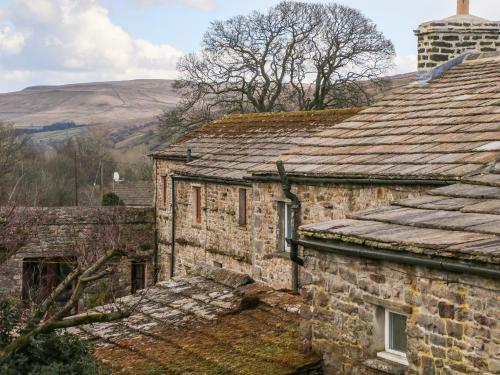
[296,238,500,280]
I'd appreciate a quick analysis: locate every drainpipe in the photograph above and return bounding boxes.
[276,161,304,293]
[153,159,159,284]
[170,176,176,278]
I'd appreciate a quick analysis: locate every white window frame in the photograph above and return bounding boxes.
[284,203,292,252]
[377,309,409,366]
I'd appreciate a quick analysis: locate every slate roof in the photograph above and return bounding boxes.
[152,109,361,180]
[252,53,500,181]
[113,181,153,206]
[300,173,500,265]
[73,272,318,375]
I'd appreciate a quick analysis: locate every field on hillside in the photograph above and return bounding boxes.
[0,79,179,150]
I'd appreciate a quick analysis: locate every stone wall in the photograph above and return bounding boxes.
[0,206,155,300]
[415,18,500,71]
[170,179,253,277]
[250,182,426,290]
[155,158,188,280]
[299,248,499,375]
[155,157,428,290]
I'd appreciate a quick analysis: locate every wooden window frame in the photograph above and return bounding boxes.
[131,261,147,294]
[161,176,167,208]
[238,188,247,226]
[193,186,202,224]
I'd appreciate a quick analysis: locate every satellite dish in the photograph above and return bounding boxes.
[113,172,120,182]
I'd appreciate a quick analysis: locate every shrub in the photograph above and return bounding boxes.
[102,192,124,206]
[0,294,102,374]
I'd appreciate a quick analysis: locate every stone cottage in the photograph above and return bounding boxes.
[153,2,500,292]
[150,2,500,373]
[0,207,155,305]
[152,109,361,285]
[297,174,500,374]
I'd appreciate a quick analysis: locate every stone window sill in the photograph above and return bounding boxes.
[377,351,409,367]
[363,357,408,375]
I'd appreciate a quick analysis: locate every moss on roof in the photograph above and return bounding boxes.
[178,108,363,142]
[94,305,319,375]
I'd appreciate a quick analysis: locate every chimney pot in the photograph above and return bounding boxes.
[457,0,469,15]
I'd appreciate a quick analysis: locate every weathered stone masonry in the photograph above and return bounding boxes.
[251,182,428,290]
[155,155,429,290]
[415,17,500,71]
[0,206,155,299]
[299,248,500,375]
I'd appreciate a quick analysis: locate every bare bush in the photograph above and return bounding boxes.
[0,208,153,363]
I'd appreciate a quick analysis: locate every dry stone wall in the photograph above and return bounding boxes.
[299,248,500,375]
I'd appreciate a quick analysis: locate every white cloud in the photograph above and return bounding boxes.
[0,26,25,53]
[0,0,183,92]
[134,0,216,12]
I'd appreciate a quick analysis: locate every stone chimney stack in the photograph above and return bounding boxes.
[415,0,500,71]
[457,0,469,16]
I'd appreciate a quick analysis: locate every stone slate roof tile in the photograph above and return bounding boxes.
[74,274,318,374]
[251,54,500,180]
[113,181,154,206]
[300,174,500,265]
[152,109,361,179]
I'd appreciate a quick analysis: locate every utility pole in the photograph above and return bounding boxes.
[100,161,104,204]
[74,141,78,207]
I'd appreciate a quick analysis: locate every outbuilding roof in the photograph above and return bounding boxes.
[74,270,319,374]
[113,181,154,206]
[301,172,500,265]
[252,53,500,181]
[152,109,361,180]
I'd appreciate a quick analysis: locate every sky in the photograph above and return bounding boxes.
[0,0,499,93]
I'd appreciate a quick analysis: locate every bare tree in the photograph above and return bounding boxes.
[0,207,39,264]
[287,3,395,110]
[159,1,394,139]
[0,123,28,181]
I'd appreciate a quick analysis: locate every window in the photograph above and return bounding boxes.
[22,258,74,303]
[238,188,247,226]
[131,262,146,294]
[377,310,409,366]
[161,176,167,208]
[278,202,292,252]
[193,186,202,224]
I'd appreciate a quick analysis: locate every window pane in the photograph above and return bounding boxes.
[277,202,285,252]
[285,204,292,252]
[239,188,247,226]
[389,312,407,353]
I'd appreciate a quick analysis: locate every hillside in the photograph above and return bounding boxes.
[0,79,179,149]
[0,73,416,150]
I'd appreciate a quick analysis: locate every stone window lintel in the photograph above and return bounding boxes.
[363,294,412,315]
